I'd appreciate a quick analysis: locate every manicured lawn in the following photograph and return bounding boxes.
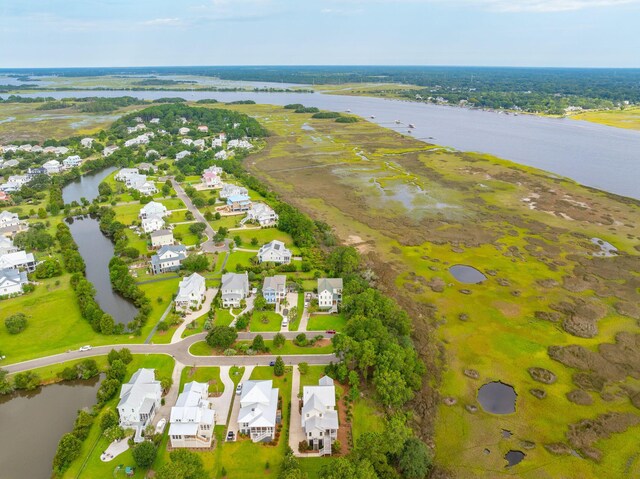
[159,197,186,210]
[123,228,150,254]
[213,252,228,273]
[112,202,143,225]
[307,313,347,332]
[250,311,283,332]
[225,250,257,270]
[172,223,201,245]
[190,339,333,356]
[180,366,222,391]
[210,215,240,230]
[62,355,175,479]
[215,307,234,327]
[13,355,111,385]
[299,457,337,479]
[165,210,190,223]
[233,228,301,255]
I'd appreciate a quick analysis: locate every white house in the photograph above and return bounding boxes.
[220,272,249,308]
[103,145,119,157]
[257,240,292,265]
[150,118,160,124]
[127,123,146,134]
[193,139,206,150]
[0,268,28,297]
[0,211,21,229]
[63,155,82,169]
[151,245,188,275]
[169,381,215,448]
[128,175,158,196]
[179,127,191,135]
[219,183,248,199]
[262,275,287,305]
[175,150,191,161]
[80,137,93,148]
[124,134,151,148]
[175,272,206,311]
[181,138,194,146]
[150,229,174,249]
[117,369,162,443]
[245,203,278,226]
[139,201,168,220]
[214,150,228,160]
[301,376,339,454]
[2,159,20,168]
[238,380,279,442]
[124,173,147,188]
[212,138,223,148]
[228,139,253,149]
[31,145,43,153]
[141,215,165,234]
[0,236,18,255]
[317,278,343,311]
[201,171,221,188]
[0,250,37,272]
[115,168,139,182]
[18,144,32,152]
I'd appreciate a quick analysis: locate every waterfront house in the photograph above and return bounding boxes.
[317,278,343,311]
[150,229,174,249]
[220,272,249,308]
[80,138,93,148]
[219,183,248,199]
[301,376,339,454]
[238,380,279,442]
[150,245,188,275]
[257,240,292,265]
[262,275,287,304]
[0,267,28,297]
[141,215,165,234]
[175,272,206,311]
[27,167,47,178]
[245,203,278,226]
[63,155,82,169]
[138,162,157,172]
[42,160,62,174]
[115,168,139,182]
[0,250,37,272]
[117,369,162,443]
[169,381,215,448]
[139,201,168,220]
[103,145,119,157]
[227,194,252,213]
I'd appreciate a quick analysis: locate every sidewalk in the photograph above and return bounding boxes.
[170,288,217,343]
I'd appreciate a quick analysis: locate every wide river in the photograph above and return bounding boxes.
[63,166,139,325]
[0,375,102,478]
[3,89,639,199]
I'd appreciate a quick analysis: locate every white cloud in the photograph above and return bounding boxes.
[327,0,640,12]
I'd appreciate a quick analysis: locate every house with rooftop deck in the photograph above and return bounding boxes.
[139,201,168,220]
[117,369,162,443]
[227,194,252,212]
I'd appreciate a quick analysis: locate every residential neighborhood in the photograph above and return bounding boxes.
[117,369,163,443]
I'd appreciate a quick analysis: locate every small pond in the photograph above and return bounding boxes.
[449,264,487,284]
[505,450,525,467]
[477,381,517,414]
[590,237,618,257]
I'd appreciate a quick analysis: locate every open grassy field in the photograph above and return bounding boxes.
[570,107,640,131]
[249,311,283,332]
[307,313,347,332]
[209,102,640,477]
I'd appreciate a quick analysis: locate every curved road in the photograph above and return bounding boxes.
[3,331,337,374]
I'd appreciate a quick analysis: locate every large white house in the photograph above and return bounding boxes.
[63,155,82,169]
[42,160,62,174]
[244,203,278,226]
[80,137,94,148]
[150,245,188,275]
[257,240,292,265]
[175,150,191,161]
[103,145,119,157]
[175,273,206,312]
[169,381,215,448]
[139,201,168,220]
[220,272,249,308]
[0,267,28,297]
[219,183,248,199]
[301,376,339,454]
[150,229,174,249]
[0,236,18,255]
[115,168,139,182]
[117,369,162,443]
[0,250,37,272]
[228,139,253,149]
[141,215,165,234]
[317,278,343,311]
[262,275,287,305]
[0,211,21,229]
[1,176,29,193]
[238,380,279,442]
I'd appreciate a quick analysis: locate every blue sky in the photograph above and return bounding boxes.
[0,0,638,68]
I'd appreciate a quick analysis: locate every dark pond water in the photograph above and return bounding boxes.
[3,89,639,198]
[477,381,517,414]
[0,376,102,479]
[505,450,525,467]
[66,216,138,325]
[62,165,117,204]
[449,264,487,284]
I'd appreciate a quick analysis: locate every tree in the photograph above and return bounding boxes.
[189,222,206,237]
[100,409,119,430]
[182,254,209,273]
[106,359,127,382]
[319,458,377,479]
[252,334,266,352]
[35,258,63,278]
[0,369,14,395]
[253,295,267,311]
[156,449,207,479]
[273,332,286,349]
[59,366,79,381]
[298,362,309,375]
[205,326,237,349]
[13,371,40,390]
[132,441,158,468]
[213,227,228,243]
[53,433,82,473]
[234,235,242,246]
[97,378,121,404]
[251,237,259,246]
[119,348,133,364]
[399,438,432,479]
[104,425,125,443]
[5,313,28,334]
[98,182,113,196]
[77,359,99,379]
[274,356,285,376]
[73,410,95,440]
[184,211,194,221]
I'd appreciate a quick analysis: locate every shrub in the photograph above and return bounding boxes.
[53,433,82,473]
[274,356,285,376]
[4,313,28,334]
[13,371,40,390]
[132,440,158,468]
[205,326,238,349]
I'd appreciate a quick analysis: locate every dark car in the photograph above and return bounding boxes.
[326,330,337,335]
[269,361,276,367]
[226,431,235,441]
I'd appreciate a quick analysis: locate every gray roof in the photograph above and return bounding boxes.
[263,275,286,292]
[221,272,249,292]
[150,229,173,238]
[318,278,343,293]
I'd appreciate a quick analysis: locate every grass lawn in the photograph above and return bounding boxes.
[288,293,306,331]
[159,197,186,210]
[210,215,241,230]
[190,339,333,356]
[299,457,337,479]
[172,223,201,246]
[165,210,191,223]
[215,307,234,327]
[0,275,151,365]
[112,202,144,225]
[351,397,385,443]
[250,311,283,332]
[123,228,150,254]
[307,313,347,332]
[225,250,257,271]
[13,355,111,385]
[213,252,228,273]
[233,228,301,255]
[62,355,175,479]
[180,366,222,391]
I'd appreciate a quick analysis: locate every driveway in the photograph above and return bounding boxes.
[152,359,186,427]
[288,365,306,455]
[170,287,217,343]
[226,366,255,439]
[279,292,299,332]
[297,298,310,332]
[209,365,234,425]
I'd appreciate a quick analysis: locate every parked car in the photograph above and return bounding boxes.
[79,345,92,352]
[155,418,166,434]
[281,319,288,328]
[226,431,235,441]
[326,330,337,335]
[269,361,276,367]
[236,383,243,395]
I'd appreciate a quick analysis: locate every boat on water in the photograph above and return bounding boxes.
[408,123,415,129]
[395,120,401,124]
[370,115,375,119]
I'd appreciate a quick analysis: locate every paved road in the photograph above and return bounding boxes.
[3,332,337,374]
